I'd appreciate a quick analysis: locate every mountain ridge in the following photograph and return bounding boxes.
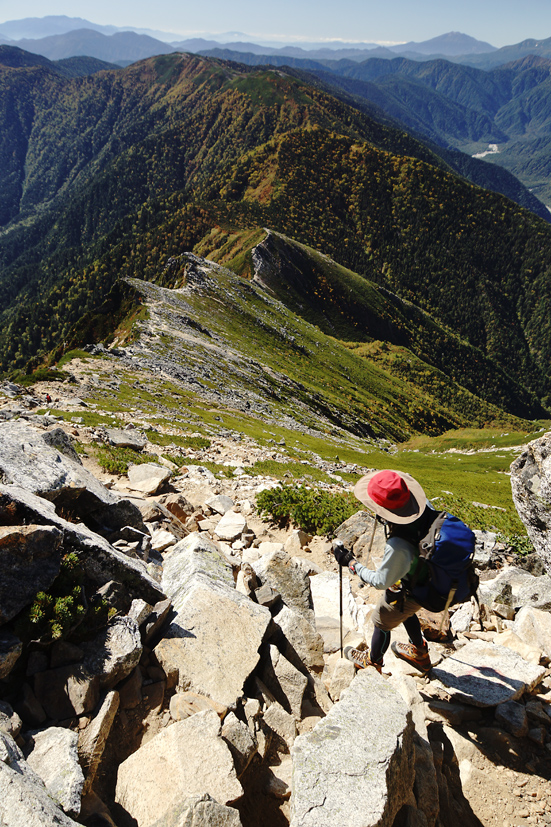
[1,52,550,428]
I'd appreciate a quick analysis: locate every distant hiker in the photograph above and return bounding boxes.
[333,469,433,674]
[45,393,52,404]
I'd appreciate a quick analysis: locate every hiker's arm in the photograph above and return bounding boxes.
[352,539,412,589]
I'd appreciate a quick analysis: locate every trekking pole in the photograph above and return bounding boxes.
[339,562,344,658]
[364,515,378,563]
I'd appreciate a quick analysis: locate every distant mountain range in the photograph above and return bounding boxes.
[0,16,502,64]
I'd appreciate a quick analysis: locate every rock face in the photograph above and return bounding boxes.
[0,630,22,678]
[253,550,314,622]
[115,709,242,827]
[82,616,142,689]
[0,524,63,624]
[150,793,243,827]
[0,731,81,826]
[155,534,271,706]
[291,669,414,827]
[0,484,165,607]
[511,433,551,570]
[26,727,85,817]
[431,639,546,707]
[0,420,145,534]
[127,463,172,495]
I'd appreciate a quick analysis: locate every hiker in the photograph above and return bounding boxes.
[45,393,52,404]
[333,469,433,674]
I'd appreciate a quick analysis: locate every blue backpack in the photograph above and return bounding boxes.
[407,512,479,614]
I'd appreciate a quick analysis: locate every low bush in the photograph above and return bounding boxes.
[256,484,358,535]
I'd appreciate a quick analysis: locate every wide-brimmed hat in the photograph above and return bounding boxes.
[353,469,426,524]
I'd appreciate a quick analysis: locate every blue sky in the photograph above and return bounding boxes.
[0,0,549,46]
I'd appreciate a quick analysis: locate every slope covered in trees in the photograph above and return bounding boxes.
[0,51,550,425]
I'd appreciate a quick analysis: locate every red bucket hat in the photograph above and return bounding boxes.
[353,469,426,524]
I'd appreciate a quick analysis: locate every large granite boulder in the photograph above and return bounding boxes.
[0,524,63,624]
[0,731,81,826]
[0,630,23,678]
[127,463,171,495]
[155,534,271,707]
[273,604,325,674]
[26,727,85,818]
[513,606,551,660]
[82,616,142,689]
[115,709,242,827]
[291,669,414,827]
[0,420,145,534]
[431,639,546,707]
[78,691,120,794]
[252,550,314,622]
[150,793,243,827]
[510,433,551,570]
[0,485,165,606]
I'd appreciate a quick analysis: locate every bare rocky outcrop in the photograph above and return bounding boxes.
[0,420,145,534]
[115,709,242,826]
[511,432,551,570]
[291,669,415,827]
[0,731,81,827]
[156,533,271,706]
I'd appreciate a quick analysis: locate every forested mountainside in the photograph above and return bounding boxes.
[208,49,551,206]
[1,51,551,424]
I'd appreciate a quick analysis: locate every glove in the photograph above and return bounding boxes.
[332,539,355,568]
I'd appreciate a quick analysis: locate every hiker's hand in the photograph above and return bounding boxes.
[332,539,354,567]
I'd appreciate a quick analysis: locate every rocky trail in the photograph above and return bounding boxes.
[1,383,551,827]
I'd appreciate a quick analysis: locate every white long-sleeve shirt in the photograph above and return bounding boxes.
[353,535,417,590]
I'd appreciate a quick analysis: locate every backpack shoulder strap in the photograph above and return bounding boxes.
[418,510,446,560]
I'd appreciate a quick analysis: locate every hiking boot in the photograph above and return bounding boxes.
[344,646,383,673]
[391,641,431,674]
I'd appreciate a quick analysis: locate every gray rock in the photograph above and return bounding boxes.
[290,669,414,827]
[273,604,325,674]
[128,463,172,495]
[34,664,100,720]
[106,428,146,450]
[253,550,314,622]
[0,524,63,624]
[82,616,142,690]
[262,645,308,719]
[215,511,247,542]
[431,639,546,707]
[0,731,81,826]
[0,421,145,534]
[513,605,551,660]
[221,712,257,777]
[0,629,23,678]
[477,566,536,612]
[516,574,551,611]
[41,429,82,464]
[328,658,356,702]
[78,690,120,794]
[254,583,281,607]
[0,485,165,606]
[155,534,271,707]
[263,702,297,748]
[495,700,529,737]
[510,434,551,571]
[14,683,47,727]
[449,602,474,635]
[26,727,85,817]
[334,510,374,552]
[0,701,22,738]
[50,641,84,669]
[149,793,243,827]
[205,494,235,515]
[115,709,243,826]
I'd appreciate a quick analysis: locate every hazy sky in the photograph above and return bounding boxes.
[0,0,549,47]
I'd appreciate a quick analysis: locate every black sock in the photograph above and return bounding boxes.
[403,614,426,649]
[371,628,390,663]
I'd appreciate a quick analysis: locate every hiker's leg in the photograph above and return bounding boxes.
[370,627,390,663]
[403,612,425,649]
